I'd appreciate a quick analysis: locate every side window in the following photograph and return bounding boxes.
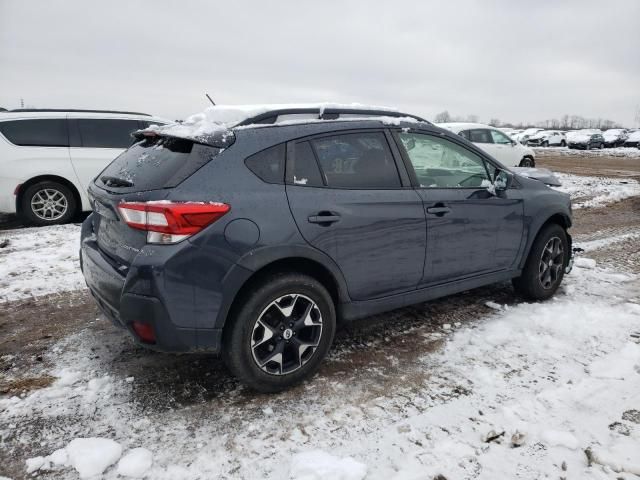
[291,141,324,187]
[398,132,491,188]
[77,119,139,148]
[490,129,512,145]
[310,132,400,189]
[468,129,493,144]
[458,130,471,140]
[245,144,285,184]
[0,119,68,147]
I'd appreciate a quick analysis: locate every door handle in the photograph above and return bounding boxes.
[426,206,451,216]
[308,212,341,225]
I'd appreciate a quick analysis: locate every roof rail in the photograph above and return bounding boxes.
[235,107,430,127]
[7,108,152,116]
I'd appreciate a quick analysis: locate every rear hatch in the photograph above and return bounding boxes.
[88,131,234,266]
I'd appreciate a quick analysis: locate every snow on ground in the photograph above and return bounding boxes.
[534,146,640,158]
[0,224,84,302]
[554,173,640,209]
[1,253,639,479]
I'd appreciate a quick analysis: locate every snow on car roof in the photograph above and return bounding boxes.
[141,103,409,143]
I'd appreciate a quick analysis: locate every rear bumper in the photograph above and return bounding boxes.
[79,216,234,353]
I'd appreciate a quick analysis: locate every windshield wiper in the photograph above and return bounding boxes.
[101,175,134,187]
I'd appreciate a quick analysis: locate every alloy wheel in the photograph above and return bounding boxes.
[539,237,564,289]
[30,188,68,221]
[251,294,323,375]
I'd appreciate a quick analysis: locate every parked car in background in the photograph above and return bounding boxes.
[80,104,573,392]
[526,130,566,147]
[438,122,536,167]
[567,131,605,150]
[0,109,167,225]
[623,130,640,148]
[602,129,628,147]
[514,128,544,145]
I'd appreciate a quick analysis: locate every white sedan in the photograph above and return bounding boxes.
[437,122,536,167]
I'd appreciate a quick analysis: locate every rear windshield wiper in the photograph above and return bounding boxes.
[101,175,134,187]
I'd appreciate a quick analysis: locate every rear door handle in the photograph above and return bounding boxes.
[426,206,451,216]
[308,212,341,225]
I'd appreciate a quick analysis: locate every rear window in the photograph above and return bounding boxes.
[0,119,68,146]
[245,144,285,184]
[77,119,139,148]
[97,136,220,192]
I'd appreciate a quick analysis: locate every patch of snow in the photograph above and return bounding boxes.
[144,103,403,141]
[65,438,123,479]
[117,447,153,478]
[574,257,597,268]
[553,173,640,208]
[289,450,367,480]
[0,224,84,301]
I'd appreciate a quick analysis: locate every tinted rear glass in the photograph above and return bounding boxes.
[311,132,400,188]
[0,119,68,146]
[78,119,139,148]
[291,141,324,187]
[97,136,220,192]
[468,129,493,144]
[245,144,285,184]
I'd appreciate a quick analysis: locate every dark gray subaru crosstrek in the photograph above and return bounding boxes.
[80,105,573,392]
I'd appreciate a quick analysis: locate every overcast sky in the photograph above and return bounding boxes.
[1,0,639,125]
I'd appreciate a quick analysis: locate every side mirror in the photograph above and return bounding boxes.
[494,169,513,191]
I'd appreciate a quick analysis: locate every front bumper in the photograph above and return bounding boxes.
[79,217,224,353]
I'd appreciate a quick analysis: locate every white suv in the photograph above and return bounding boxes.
[437,122,536,167]
[0,109,167,225]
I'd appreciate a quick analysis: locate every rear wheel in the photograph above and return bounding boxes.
[542,141,549,147]
[20,181,77,226]
[599,143,604,149]
[513,223,568,301]
[223,272,336,392]
[560,140,566,147]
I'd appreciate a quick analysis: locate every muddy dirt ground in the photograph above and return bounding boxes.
[1,154,639,478]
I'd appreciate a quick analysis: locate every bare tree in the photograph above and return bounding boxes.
[433,110,452,123]
[489,118,501,127]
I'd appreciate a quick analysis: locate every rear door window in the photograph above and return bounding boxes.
[310,132,401,189]
[97,136,220,192]
[0,119,69,146]
[468,129,493,144]
[77,119,139,148]
[490,130,512,144]
[290,141,324,187]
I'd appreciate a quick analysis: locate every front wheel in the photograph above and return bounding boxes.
[513,224,568,301]
[542,141,549,147]
[560,140,566,147]
[223,273,336,392]
[20,181,77,226]
[519,157,535,168]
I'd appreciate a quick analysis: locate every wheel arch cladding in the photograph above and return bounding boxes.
[17,174,81,214]
[221,256,346,334]
[520,212,571,269]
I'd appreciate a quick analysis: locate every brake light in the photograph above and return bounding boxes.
[132,321,156,344]
[118,201,230,244]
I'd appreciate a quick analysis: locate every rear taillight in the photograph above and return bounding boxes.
[118,201,230,244]
[132,321,156,344]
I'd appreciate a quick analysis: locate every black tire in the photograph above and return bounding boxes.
[20,181,77,226]
[222,272,336,393]
[599,143,604,149]
[560,140,566,147]
[512,223,568,301]
[519,157,535,168]
[542,141,549,148]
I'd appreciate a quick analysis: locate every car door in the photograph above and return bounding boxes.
[466,128,500,161]
[393,130,524,285]
[68,118,140,191]
[285,130,426,301]
[489,129,521,166]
